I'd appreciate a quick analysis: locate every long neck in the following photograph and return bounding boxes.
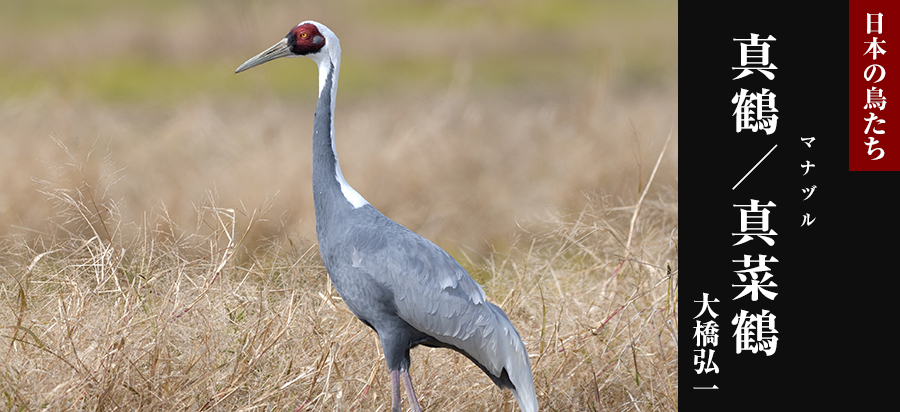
[311,54,367,234]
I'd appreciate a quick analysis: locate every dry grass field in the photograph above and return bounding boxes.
[0,1,678,410]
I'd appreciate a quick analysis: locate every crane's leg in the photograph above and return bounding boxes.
[390,370,402,412]
[400,370,423,412]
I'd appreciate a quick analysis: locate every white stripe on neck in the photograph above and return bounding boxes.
[313,45,368,209]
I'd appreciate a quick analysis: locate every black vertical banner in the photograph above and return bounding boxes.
[681,4,846,410]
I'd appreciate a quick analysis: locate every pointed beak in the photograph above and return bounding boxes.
[235,37,293,73]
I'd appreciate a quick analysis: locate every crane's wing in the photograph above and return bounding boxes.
[341,218,530,388]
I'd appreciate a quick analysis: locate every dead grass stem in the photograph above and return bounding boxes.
[1,140,677,411]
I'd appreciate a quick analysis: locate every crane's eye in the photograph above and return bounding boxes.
[300,32,308,39]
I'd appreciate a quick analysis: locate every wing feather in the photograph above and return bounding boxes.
[345,222,524,378]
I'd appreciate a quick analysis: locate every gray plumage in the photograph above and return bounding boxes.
[237,21,538,412]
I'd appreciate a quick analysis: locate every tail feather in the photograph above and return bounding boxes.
[510,387,539,412]
[487,303,538,412]
[404,291,538,410]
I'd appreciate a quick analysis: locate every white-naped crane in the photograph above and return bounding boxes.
[236,21,538,412]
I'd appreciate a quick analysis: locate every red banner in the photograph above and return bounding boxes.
[851,2,900,170]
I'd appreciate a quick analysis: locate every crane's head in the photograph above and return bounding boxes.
[235,21,334,73]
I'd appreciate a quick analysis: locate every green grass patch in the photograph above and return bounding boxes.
[0,0,185,31]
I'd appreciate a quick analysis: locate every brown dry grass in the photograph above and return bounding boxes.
[0,90,676,255]
[0,150,677,410]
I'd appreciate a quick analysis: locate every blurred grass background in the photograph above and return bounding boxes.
[0,1,677,410]
[0,0,676,253]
